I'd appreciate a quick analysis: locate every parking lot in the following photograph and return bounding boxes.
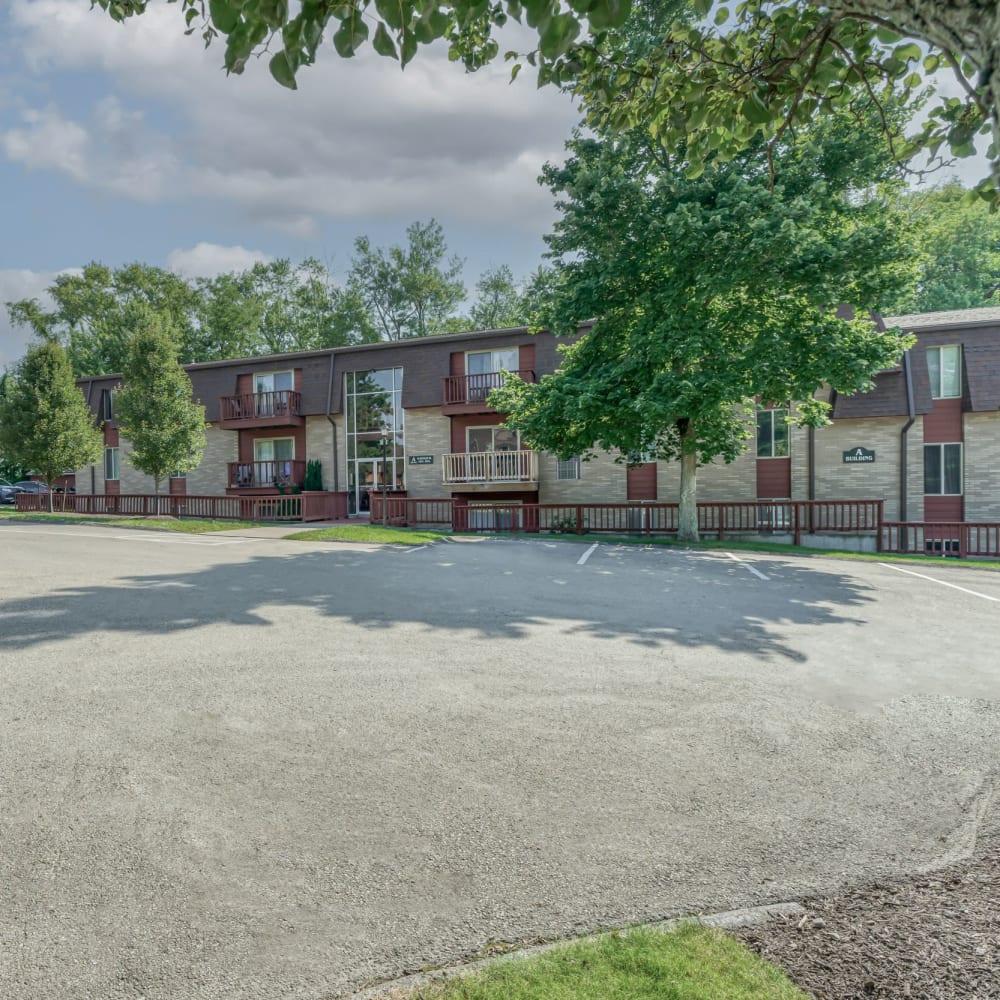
[1,523,998,999]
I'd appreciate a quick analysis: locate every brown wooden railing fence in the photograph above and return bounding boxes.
[881,522,1000,558]
[14,491,347,522]
[219,390,302,422]
[442,370,535,406]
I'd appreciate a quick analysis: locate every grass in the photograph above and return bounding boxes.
[0,508,260,533]
[469,528,1000,570]
[407,925,807,1000]
[285,524,445,545]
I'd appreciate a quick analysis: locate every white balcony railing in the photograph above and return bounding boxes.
[442,450,538,484]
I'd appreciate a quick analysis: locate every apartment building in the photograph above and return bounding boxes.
[73,307,1000,522]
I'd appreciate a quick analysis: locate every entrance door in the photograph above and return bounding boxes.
[348,458,393,514]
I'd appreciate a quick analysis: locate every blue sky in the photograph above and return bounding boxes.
[0,1,992,367]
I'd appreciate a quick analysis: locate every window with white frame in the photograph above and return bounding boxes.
[556,455,581,480]
[104,447,120,481]
[926,346,961,399]
[924,443,962,495]
[756,409,790,458]
[467,426,521,452]
[466,349,520,400]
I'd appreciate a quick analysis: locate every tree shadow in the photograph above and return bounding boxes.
[0,538,875,663]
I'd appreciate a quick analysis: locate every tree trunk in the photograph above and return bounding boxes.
[677,420,698,542]
[46,480,54,514]
[153,477,161,517]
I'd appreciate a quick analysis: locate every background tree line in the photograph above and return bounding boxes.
[6,219,548,379]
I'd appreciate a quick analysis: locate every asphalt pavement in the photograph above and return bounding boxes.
[1,523,997,999]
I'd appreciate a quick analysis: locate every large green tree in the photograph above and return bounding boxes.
[115,311,207,502]
[0,342,103,511]
[92,1,998,197]
[468,265,530,330]
[882,181,1000,315]
[491,113,915,540]
[342,220,466,340]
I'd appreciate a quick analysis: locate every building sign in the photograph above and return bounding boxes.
[843,447,875,464]
[408,455,434,465]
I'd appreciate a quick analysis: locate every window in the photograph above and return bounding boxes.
[254,371,294,417]
[467,426,521,452]
[171,470,187,479]
[924,443,962,495]
[466,349,520,401]
[926,346,961,399]
[101,389,115,421]
[756,409,789,458]
[104,447,119,481]
[556,456,581,480]
[254,438,295,463]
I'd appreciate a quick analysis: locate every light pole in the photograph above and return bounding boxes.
[379,434,389,526]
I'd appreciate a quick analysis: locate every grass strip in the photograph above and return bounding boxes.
[408,925,807,1000]
[285,524,444,545]
[0,509,261,533]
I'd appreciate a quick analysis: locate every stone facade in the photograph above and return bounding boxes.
[964,411,1000,521]
[401,407,451,497]
[186,425,237,496]
[538,449,627,504]
[118,437,158,493]
[304,415,336,491]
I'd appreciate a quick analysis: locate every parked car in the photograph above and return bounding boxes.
[0,478,23,504]
[13,481,48,494]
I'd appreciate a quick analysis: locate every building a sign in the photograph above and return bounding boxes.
[843,447,875,464]
[408,455,434,465]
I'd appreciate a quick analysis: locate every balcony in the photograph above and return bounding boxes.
[441,370,535,414]
[442,450,538,491]
[218,390,304,429]
[227,460,306,491]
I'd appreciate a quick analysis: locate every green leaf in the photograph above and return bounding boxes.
[333,17,368,57]
[587,0,630,31]
[875,26,901,44]
[538,11,579,59]
[208,0,240,33]
[714,6,729,26]
[372,22,398,58]
[374,0,404,30]
[268,49,298,88]
[400,27,418,66]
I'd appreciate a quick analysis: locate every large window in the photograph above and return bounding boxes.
[466,349,520,401]
[101,389,115,422]
[345,368,404,514]
[104,447,119,481]
[924,443,962,495]
[756,409,789,458]
[467,426,520,452]
[556,455,582,480]
[253,437,295,464]
[926,346,961,399]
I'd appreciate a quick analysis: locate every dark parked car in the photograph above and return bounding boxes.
[0,478,23,504]
[13,481,49,494]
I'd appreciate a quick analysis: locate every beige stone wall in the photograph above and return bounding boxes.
[304,415,338,491]
[811,415,921,522]
[538,449,627,503]
[402,407,450,497]
[118,436,158,493]
[73,464,96,494]
[964,411,1000,521]
[186,425,237,496]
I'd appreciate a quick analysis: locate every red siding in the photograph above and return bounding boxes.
[756,458,791,498]
[626,463,657,500]
[169,477,187,497]
[105,425,119,447]
[923,398,963,443]
[924,496,964,522]
[518,343,536,374]
[450,351,464,377]
[105,480,120,495]
[236,373,253,395]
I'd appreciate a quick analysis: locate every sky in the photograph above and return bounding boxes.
[0,1,993,369]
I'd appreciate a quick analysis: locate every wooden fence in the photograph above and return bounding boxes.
[14,491,348,523]
[881,522,1000,558]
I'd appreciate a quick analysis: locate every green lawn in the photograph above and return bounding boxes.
[409,925,807,1000]
[0,509,259,533]
[285,524,444,545]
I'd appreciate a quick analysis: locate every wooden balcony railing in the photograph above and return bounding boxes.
[227,460,306,490]
[442,370,535,407]
[442,450,538,484]
[218,390,303,427]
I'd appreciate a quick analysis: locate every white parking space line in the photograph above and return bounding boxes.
[577,543,599,566]
[724,551,770,581]
[879,562,1000,602]
[403,545,428,554]
[0,527,248,546]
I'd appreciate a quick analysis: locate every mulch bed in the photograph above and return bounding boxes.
[734,837,1000,999]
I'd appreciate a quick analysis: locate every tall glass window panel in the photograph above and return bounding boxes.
[924,443,962,495]
[927,346,961,398]
[756,409,789,458]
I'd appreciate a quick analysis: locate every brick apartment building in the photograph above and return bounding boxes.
[72,306,1000,523]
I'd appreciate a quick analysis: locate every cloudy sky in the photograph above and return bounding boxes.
[0,0,582,366]
[0,1,992,369]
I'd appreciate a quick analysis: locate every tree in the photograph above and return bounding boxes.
[92,1,999,198]
[114,311,207,503]
[469,265,529,330]
[490,113,916,540]
[343,220,466,340]
[6,262,200,378]
[882,181,1000,315]
[0,342,102,511]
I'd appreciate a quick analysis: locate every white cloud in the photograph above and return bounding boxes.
[0,268,79,369]
[6,0,575,233]
[166,243,274,278]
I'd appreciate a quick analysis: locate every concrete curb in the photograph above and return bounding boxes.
[337,901,806,1000]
